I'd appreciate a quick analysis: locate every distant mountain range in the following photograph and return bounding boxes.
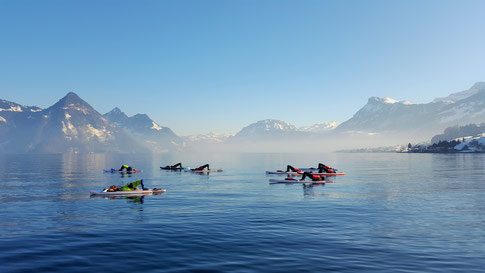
[0,92,182,153]
[334,82,485,142]
[2,82,485,153]
[103,107,182,152]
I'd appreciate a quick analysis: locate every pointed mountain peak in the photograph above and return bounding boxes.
[105,107,127,117]
[51,91,91,108]
[45,92,99,117]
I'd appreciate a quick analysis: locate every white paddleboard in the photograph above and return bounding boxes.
[269,179,325,184]
[184,169,223,173]
[266,170,344,176]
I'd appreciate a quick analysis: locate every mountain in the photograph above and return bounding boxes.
[233,119,303,139]
[0,92,185,153]
[433,82,485,103]
[299,121,339,132]
[184,132,234,143]
[22,92,147,153]
[104,108,182,152]
[335,82,485,142]
[0,99,43,146]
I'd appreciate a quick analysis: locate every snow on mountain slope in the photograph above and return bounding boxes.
[299,121,339,132]
[433,82,485,103]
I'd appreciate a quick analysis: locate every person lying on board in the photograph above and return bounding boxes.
[119,164,136,172]
[171,163,182,168]
[286,165,303,173]
[300,172,325,181]
[162,163,183,169]
[120,179,147,191]
[193,164,210,171]
[318,163,336,173]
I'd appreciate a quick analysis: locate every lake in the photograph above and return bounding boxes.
[1,152,484,272]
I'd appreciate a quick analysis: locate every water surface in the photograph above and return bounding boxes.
[1,152,484,272]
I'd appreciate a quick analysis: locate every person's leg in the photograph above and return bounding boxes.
[300,172,309,181]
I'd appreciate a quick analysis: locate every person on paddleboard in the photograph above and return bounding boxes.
[300,172,325,181]
[193,164,210,171]
[286,165,303,173]
[120,179,147,191]
[318,163,336,173]
[167,163,182,169]
[119,165,136,172]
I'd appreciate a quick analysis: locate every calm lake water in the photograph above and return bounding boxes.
[1,152,484,272]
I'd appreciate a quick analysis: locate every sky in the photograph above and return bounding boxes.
[1,0,485,135]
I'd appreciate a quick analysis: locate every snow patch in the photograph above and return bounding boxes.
[30,108,42,112]
[299,121,339,132]
[61,120,78,139]
[62,104,89,114]
[151,122,162,131]
[84,125,111,142]
[454,136,485,152]
[0,105,23,112]
[382,97,398,104]
[0,116,6,123]
[65,113,71,119]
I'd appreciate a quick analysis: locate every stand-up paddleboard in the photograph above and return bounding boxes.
[160,166,185,170]
[266,170,344,176]
[90,188,166,196]
[103,169,143,173]
[184,168,223,173]
[269,178,325,184]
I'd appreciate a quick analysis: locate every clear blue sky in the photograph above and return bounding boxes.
[1,0,484,135]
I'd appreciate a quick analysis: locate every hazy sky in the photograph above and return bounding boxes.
[1,0,484,135]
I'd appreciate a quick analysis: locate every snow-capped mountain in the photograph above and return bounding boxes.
[0,99,44,147]
[299,121,339,132]
[233,119,305,139]
[0,92,181,153]
[104,108,182,152]
[433,82,485,104]
[0,92,147,153]
[184,132,234,143]
[335,82,485,141]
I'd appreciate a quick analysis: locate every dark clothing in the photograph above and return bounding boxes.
[194,164,209,171]
[286,165,302,173]
[301,172,325,181]
[171,163,182,168]
[119,165,133,172]
[318,163,335,173]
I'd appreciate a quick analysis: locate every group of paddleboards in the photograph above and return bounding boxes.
[92,163,224,196]
[93,162,342,195]
[267,163,344,185]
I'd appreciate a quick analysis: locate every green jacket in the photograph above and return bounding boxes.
[121,179,142,191]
